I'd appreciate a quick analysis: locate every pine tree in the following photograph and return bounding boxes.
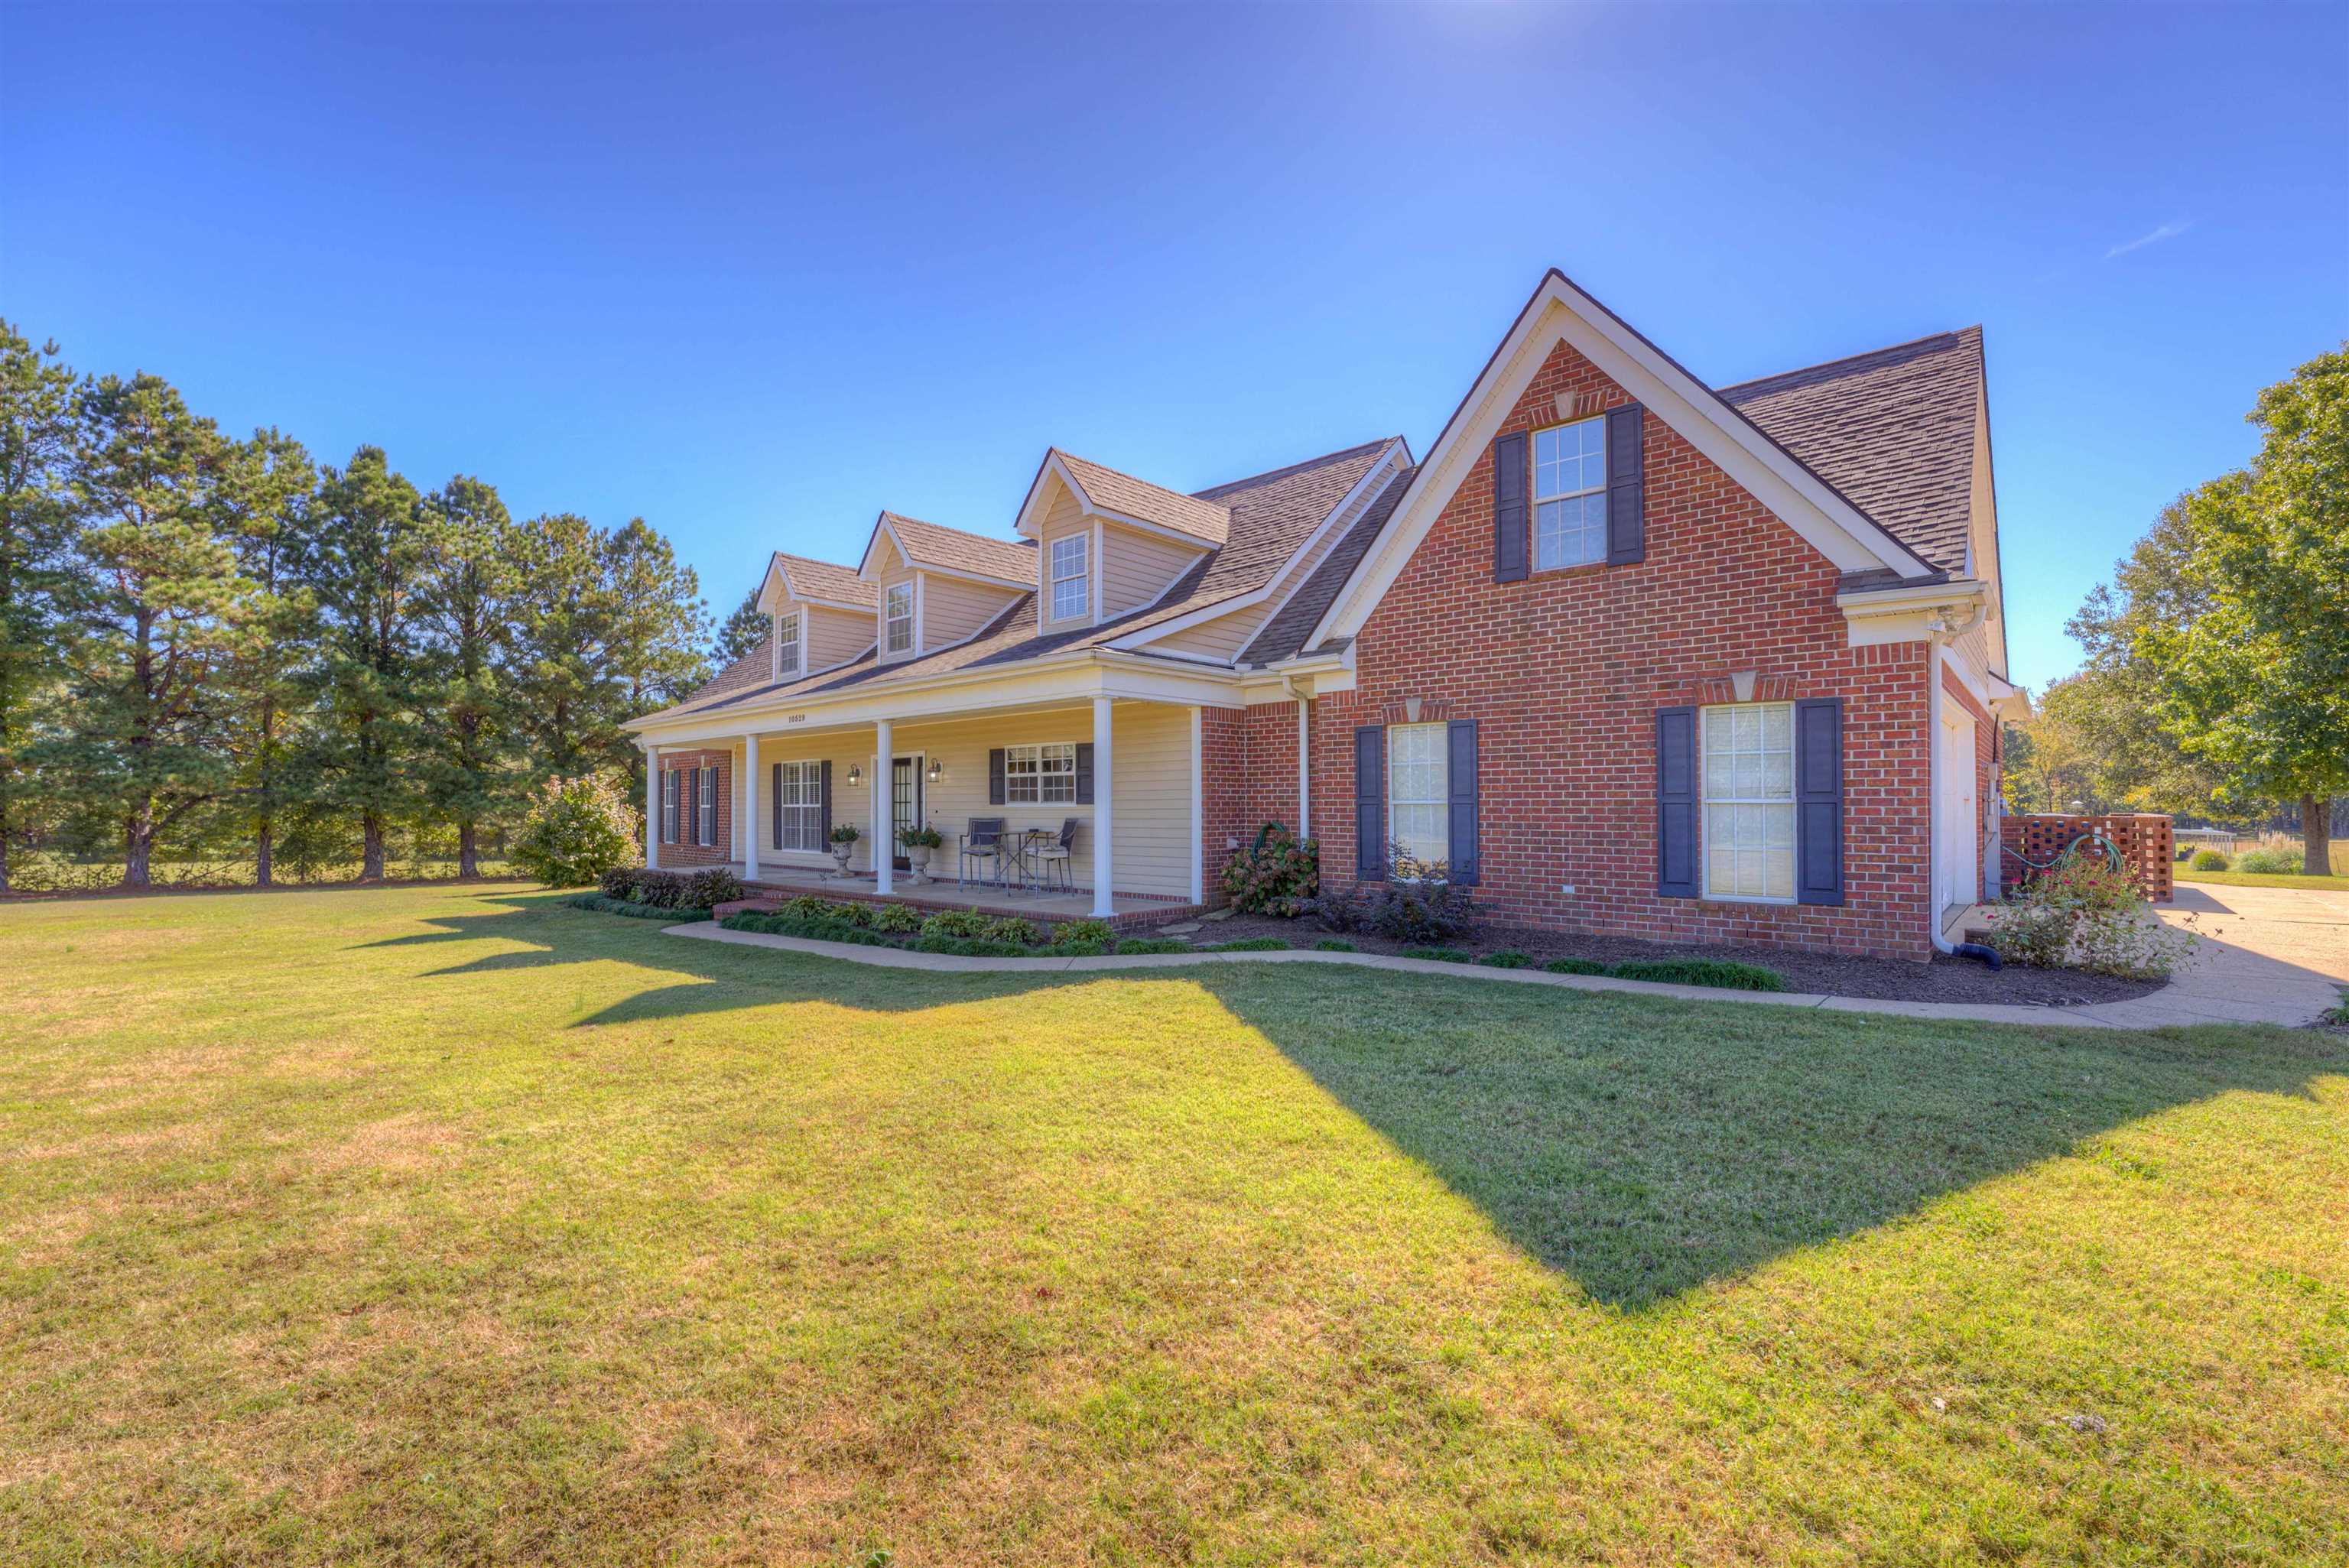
[217,427,317,885]
[53,374,253,885]
[511,512,615,784]
[601,518,710,782]
[416,475,518,876]
[712,584,765,668]
[303,446,427,881]
[0,322,82,891]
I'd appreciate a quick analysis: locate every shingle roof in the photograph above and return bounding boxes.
[773,551,878,607]
[1241,464,1415,666]
[1719,327,1983,575]
[879,511,1038,583]
[1054,450,1232,545]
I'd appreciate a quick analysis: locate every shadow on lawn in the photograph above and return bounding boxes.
[373,894,2341,1310]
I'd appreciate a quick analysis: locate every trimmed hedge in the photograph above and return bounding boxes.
[571,893,714,923]
[1113,937,1191,956]
[599,865,742,910]
[1604,958,1788,992]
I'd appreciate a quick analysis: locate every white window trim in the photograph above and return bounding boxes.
[775,611,801,677]
[1050,534,1090,624]
[660,770,677,844]
[772,758,823,853]
[697,766,717,848]
[1003,741,1078,805]
[883,581,914,655]
[1700,700,1797,904]
[1386,722,1449,875]
[1532,416,1607,572]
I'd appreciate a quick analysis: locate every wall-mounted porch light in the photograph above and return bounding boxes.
[846,763,863,786]
[926,758,944,784]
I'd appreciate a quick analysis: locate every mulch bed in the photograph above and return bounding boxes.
[1174,912,2165,1006]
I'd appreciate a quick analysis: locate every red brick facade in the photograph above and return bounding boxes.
[1311,336,1941,959]
[655,750,733,868]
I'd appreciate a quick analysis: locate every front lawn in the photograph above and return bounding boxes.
[2180,868,2349,892]
[3,885,2344,1564]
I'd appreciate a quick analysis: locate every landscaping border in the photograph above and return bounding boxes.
[659,921,2210,1032]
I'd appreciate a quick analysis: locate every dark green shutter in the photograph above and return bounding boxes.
[1606,404,1646,564]
[989,748,1006,806]
[1493,431,1529,582]
[1355,725,1386,878]
[1447,719,1479,886]
[1795,699,1844,906]
[1074,742,1094,804]
[1656,707,1698,898]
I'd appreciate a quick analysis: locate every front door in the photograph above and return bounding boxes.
[891,755,924,871]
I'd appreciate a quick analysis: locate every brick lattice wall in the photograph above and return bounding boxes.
[1314,334,1938,959]
[2000,814,2175,902]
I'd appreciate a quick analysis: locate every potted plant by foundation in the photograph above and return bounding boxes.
[898,822,944,883]
[827,821,861,879]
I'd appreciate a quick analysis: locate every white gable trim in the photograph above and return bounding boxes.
[1015,450,1220,551]
[1310,271,1937,648]
[1108,439,1407,655]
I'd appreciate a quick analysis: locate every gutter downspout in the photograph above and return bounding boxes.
[1282,674,1311,839]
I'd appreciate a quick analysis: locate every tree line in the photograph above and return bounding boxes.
[2003,345,2345,875]
[0,320,720,890]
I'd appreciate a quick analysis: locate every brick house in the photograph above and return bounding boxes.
[627,270,2024,959]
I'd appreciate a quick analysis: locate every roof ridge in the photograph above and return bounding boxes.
[1191,436,1399,499]
[1717,326,1982,397]
[1054,449,1233,513]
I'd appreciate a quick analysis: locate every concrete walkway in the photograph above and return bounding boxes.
[666,888,2349,1031]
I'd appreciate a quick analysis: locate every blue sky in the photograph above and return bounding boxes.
[4,2,2341,685]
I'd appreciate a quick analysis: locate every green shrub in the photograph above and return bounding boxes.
[570,893,713,923]
[912,933,1031,958]
[1052,917,1116,947]
[1542,956,1608,976]
[2188,848,2231,872]
[921,909,993,940]
[511,773,638,888]
[1606,958,1788,992]
[1399,945,1473,963]
[1040,937,1113,957]
[1313,938,1356,953]
[872,903,922,933]
[1305,855,1477,944]
[781,894,830,920]
[603,866,741,910]
[1220,823,1319,916]
[720,911,896,947]
[828,901,876,927]
[1113,937,1191,956]
[1476,950,1531,969]
[979,915,1042,947]
[1987,846,2198,977]
[1204,936,1288,952]
[2233,848,2301,875]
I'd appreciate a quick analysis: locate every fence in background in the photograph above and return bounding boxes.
[2000,813,2175,903]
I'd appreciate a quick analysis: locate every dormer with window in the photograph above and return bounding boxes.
[858,511,1033,664]
[1013,449,1221,634]
[755,551,880,682]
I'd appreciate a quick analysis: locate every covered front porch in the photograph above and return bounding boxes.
[645,690,1214,920]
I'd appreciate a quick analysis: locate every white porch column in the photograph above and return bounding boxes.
[642,742,659,869]
[1188,706,1204,905]
[742,732,760,883]
[872,719,894,894]
[1091,696,1115,917]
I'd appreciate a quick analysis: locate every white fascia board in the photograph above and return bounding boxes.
[1014,451,1088,538]
[1831,577,1987,613]
[1310,275,1935,650]
[755,554,791,614]
[856,515,903,579]
[632,651,1244,748]
[1109,440,1405,655]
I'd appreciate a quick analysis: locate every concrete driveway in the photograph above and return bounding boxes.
[2098,881,2349,1029]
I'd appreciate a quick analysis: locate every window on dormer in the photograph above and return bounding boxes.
[776,612,800,676]
[1050,534,1089,622]
[885,582,913,654]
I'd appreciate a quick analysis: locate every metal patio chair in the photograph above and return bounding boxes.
[959,818,1009,890]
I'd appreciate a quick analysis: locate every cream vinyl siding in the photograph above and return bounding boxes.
[746,703,1194,898]
[920,571,1021,650]
[1150,605,1264,661]
[804,605,872,670]
[1038,489,1093,630]
[1099,521,1201,617]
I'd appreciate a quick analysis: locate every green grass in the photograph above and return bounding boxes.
[2179,868,2349,891]
[2,884,2344,1565]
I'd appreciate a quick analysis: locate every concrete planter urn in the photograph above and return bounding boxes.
[907,844,934,884]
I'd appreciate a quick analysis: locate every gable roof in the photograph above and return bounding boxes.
[1046,450,1233,545]
[868,511,1037,586]
[1241,463,1415,665]
[1719,327,1983,576]
[771,550,879,608]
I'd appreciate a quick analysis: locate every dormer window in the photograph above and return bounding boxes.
[885,582,913,654]
[1051,534,1089,622]
[1533,417,1607,570]
[775,612,801,676]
